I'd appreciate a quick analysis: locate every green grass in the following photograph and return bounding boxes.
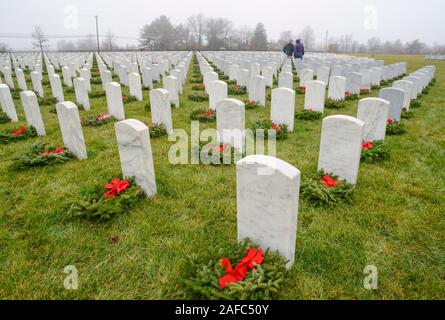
[0,54,444,299]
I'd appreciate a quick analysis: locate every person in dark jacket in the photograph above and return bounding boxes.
[283,40,294,58]
[294,39,305,60]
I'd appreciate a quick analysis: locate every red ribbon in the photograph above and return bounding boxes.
[219,248,264,289]
[12,127,27,135]
[320,175,341,187]
[271,124,281,132]
[362,141,374,151]
[104,178,130,199]
[42,148,65,155]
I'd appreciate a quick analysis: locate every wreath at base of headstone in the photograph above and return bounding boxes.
[37,96,57,106]
[89,90,106,98]
[251,119,288,140]
[295,109,323,120]
[244,99,262,110]
[147,123,168,138]
[371,85,380,90]
[360,89,370,95]
[195,142,240,165]
[190,109,216,122]
[296,87,306,95]
[386,119,406,135]
[401,109,413,120]
[190,77,204,84]
[67,177,143,221]
[325,98,346,109]
[81,114,115,127]
[410,100,422,108]
[228,85,247,95]
[12,141,74,170]
[192,84,205,91]
[345,92,359,101]
[123,95,138,104]
[10,88,21,100]
[0,126,37,144]
[300,171,356,206]
[188,92,209,102]
[182,240,288,300]
[0,111,11,124]
[224,79,236,85]
[361,140,390,162]
[90,78,102,85]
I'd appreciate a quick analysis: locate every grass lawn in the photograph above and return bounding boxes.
[0,54,444,299]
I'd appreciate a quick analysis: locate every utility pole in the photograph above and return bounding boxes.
[325,30,329,53]
[95,15,100,53]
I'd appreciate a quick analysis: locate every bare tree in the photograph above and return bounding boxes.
[278,30,294,48]
[405,39,426,54]
[102,30,117,51]
[339,33,353,52]
[0,42,9,53]
[367,37,381,54]
[187,14,206,50]
[56,40,76,52]
[300,26,315,50]
[31,26,49,56]
[76,35,96,51]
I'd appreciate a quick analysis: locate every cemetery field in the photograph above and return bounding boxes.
[1,54,444,300]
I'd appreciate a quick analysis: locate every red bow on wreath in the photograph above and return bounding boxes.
[320,175,341,187]
[362,141,374,151]
[12,127,27,135]
[219,248,264,289]
[104,178,130,199]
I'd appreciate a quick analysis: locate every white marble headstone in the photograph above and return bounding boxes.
[357,98,390,141]
[304,80,326,113]
[216,98,245,151]
[105,82,125,120]
[237,155,300,269]
[0,84,18,122]
[271,88,295,132]
[20,91,45,136]
[115,119,157,197]
[317,115,364,184]
[56,101,87,160]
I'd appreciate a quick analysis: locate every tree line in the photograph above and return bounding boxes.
[1,18,444,54]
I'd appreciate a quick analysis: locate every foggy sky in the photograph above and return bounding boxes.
[0,0,443,50]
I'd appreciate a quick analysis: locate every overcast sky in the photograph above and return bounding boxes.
[0,0,444,50]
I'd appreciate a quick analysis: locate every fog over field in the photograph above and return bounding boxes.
[0,0,444,51]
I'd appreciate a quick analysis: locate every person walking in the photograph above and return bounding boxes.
[294,39,305,61]
[283,40,294,58]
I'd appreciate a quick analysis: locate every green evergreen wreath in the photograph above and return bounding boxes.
[183,240,288,300]
[68,177,143,221]
[325,98,346,109]
[188,92,209,102]
[81,114,115,127]
[361,141,390,162]
[190,109,216,122]
[0,126,38,144]
[0,111,11,124]
[386,120,406,135]
[251,119,288,140]
[148,123,168,138]
[295,109,323,120]
[300,171,356,206]
[12,141,74,169]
